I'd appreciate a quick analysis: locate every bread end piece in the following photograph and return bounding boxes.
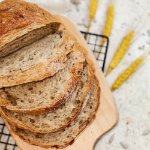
[0,0,60,57]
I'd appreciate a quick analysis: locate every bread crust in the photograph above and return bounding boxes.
[6,75,100,149]
[0,42,87,115]
[0,30,76,88]
[0,58,94,133]
[0,0,60,52]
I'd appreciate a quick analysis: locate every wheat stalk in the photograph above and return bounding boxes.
[97,4,114,59]
[105,31,134,76]
[105,14,148,76]
[111,48,150,91]
[86,0,99,40]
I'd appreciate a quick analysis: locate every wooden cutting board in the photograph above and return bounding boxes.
[3,15,118,150]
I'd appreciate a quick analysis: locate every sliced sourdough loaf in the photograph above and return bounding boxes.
[0,30,76,88]
[8,76,100,149]
[0,0,60,58]
[0,59,94,133]
[0,43,86,115]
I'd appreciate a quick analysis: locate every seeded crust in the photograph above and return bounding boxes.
[0,43,87,115]
[7,76,100,149]
[0,0,61,58]
[0,30,77,88]
[1,59,94,133]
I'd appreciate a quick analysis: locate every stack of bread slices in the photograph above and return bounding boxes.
[0,0,100,149]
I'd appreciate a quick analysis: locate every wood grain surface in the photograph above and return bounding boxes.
[3,15,118,150]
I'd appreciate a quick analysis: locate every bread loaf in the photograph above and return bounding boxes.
[0,1,101,149]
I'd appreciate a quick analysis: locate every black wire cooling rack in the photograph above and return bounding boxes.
[0,32,109,150]
[81,31,109,72]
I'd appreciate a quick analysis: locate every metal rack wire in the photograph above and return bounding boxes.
[0,32,109,150]
[81,31,109,72]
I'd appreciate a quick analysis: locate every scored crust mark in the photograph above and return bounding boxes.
[0,59,94,133]
[0,0,61,58]
[7,75,100,149]
[0,43,87,115]
[0,30,77,88]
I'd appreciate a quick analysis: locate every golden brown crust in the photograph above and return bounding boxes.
[0,0,60,44]
[0,30,76,88]
[0,42,87,115]
[0,58,95,133]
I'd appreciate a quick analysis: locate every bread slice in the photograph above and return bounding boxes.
[0,44,86,115]
[0,0,60,58]
[0,29,77,88]
[0,59,94,133]
[8,76,100,149]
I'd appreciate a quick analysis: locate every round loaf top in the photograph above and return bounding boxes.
[0,0,59,36]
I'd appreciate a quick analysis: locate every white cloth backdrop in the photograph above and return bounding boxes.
[0,0,150,150]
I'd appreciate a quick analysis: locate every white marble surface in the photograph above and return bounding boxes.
[1,0,150,149]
